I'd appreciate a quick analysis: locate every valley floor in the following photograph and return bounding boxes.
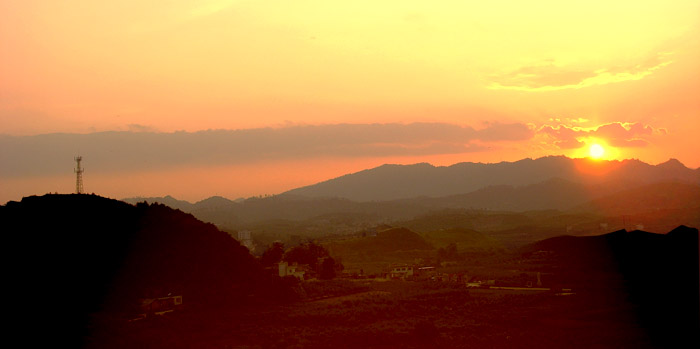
[87,279,662,348]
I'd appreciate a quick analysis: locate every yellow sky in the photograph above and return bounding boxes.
[1,1,699,201]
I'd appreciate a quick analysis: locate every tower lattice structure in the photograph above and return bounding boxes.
[74,156,84,194]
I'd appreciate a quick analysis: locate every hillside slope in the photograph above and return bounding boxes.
[1,194,263,347]
[521,226,699,347]
[573,182,700,215]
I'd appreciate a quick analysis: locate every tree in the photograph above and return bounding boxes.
[283,242,329,269]
[319,257,336,280]
[438,242,458,261]
[260,242,284,267]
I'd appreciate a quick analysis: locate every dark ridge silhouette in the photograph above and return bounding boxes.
[1,194,264,347]
[193,195,238,210]
[121,195,238,213]
[122,194,195,211]
[408,177,615,211]
[373,227,434,251]
[124,194,431,226]
[123,181,700,234]
[417,227,503,252]
[283,156,699,201]
[521,226,700,347]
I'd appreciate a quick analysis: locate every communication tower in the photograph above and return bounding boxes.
[75,156,84,194]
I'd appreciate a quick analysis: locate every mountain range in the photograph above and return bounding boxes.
[122,157,700,235]
[283,156,699,201]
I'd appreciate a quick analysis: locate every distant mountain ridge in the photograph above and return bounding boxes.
[121,156,700,235]
[122,195,243,212]
[283,156,699,201]
[573,182,700,215]
[123,194,196,211]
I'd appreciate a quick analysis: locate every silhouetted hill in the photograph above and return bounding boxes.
[125,194,432,230]
[396,210,534,233]
[283,156,699,201]
[326,227,433,256]
[193,195,237,209]
[323,228,434,275]
[417,227,503,252]
[522,226,699,347]
[122,194,195,211]
[1,194,263,347]
[393,209,606,248]
[410,177,625,211]
[324,227,433,273]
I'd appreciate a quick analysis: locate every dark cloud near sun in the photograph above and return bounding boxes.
[474,122,533,141]
[0,122,531,177]
[538,122,664,149]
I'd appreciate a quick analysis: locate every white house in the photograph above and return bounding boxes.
[278,261,306,280]
[388,265,414,279]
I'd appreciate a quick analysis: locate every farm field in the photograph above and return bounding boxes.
[88,280,654,348]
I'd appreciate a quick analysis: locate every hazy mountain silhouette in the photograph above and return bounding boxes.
[1,194,263,347]
[123,180,700,239]
[283,156,699,201]
[416,227,503,252]
[124,194,434,227]
[327,227,433,256]
[406,177,630,211]
[123,194,196,211]
[572,182,700,215]
[118,156,700,244]
[180,195,238,209]
[421,180,700,225]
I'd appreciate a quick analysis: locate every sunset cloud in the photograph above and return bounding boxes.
[488,52,673,91]
[0,123,532,177]
[538,122,665,149]
[1,1,697,203]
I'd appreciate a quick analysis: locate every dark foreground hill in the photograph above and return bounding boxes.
[522,226,700,347]
[1,194,265,347]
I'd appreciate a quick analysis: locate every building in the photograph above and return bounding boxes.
[388,265,414,279]
[237,230,255,252]
[278,261,306,280]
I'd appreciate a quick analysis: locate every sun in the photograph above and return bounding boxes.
[589,143,606,159]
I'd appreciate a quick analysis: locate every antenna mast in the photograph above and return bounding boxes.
[74,156,84,194]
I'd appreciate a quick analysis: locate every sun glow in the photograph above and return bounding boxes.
[589,144,606,159]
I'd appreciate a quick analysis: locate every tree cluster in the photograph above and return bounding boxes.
[437,242,459,261]
[260,241,343,279]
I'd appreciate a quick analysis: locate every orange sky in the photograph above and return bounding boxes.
[1,1,699,202]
